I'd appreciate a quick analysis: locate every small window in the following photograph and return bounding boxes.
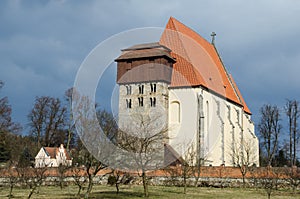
[150,83,156,93]
[126,99,132,108]
[150,97,156,107]
[126,85,132,95]
[138,97,143,107]
[139,85,144,94]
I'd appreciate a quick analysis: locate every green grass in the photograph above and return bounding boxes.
[0,185,299,199]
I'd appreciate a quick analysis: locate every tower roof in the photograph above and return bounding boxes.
[115,42,175,62]
[159,17,251,114]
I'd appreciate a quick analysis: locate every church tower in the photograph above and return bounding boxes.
[115,42,175,134]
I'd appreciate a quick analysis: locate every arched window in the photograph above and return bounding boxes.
[139,85,144,94]
[138,97,143,107]
[150,83,156,93]
[150,97,156,107]
[126,99,132,108]
[170,101,180,123]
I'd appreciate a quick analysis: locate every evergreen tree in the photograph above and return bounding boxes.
[18,147,33,168]
[0,131,10,162]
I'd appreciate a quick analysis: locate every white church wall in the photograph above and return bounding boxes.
[168,87,259,167]
[168,88,198,157]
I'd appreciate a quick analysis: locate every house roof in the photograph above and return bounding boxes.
[159,17,251,114]
[43,146,71,160]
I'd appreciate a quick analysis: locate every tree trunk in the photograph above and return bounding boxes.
[142,171,149,197]
[66,129,72,151]
[116,183,119,194]
[28,186,37,199]
[77,185,82,196]
[293,129,296,166]
[242,175,245,188]
[194,165,201,187]
[9,184,13,199]
[290,114,293,166]
[85,175,93,199]
[60,177,63,190]
[183,176,187,194]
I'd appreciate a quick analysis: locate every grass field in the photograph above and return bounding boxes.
[0,185,299,199]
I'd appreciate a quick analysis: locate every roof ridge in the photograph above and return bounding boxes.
[212,44,243,105]
[169,17,212,46]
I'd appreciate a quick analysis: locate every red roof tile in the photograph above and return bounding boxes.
[44,147,57,159]
[43,146,72,160]
[159,17,251,114]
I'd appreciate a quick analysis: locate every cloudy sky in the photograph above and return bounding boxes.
[1,0,300,135]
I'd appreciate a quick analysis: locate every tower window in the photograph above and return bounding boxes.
[139,85,144,94]
[126,99,132,108]
[126,85,132,95]
[150,83,156,93]
[138,97,143,107]
[150,97,156,107]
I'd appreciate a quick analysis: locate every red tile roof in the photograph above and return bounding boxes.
[159,17,251,114]
[43,146,72,160]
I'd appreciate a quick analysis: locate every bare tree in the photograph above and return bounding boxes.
[72,94,117,198]
[65,88,76,151]
[0,81,21,162]
[57,164,69,190]
[285,99,299,166]
[179,143,198,193]
[28,96,67,149]
[70,165,87,197]
[284,166,300,193]
[0,80,21,134]
[108,170,133,194]
[118,113,169,198]
[258,104,281,166]
[17,164,48,199]
[259,166,282,199]
[81,148,107,198]
[4,161,19,199]
[230,139,257,188]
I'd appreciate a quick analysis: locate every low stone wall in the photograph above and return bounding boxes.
[0,175,291,189]
[0,166,296,189]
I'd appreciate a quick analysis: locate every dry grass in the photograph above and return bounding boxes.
[0,184,299,198]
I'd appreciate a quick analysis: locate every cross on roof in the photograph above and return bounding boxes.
[211,32,216,45]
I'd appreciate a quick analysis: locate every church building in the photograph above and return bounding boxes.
[115,17,259,167]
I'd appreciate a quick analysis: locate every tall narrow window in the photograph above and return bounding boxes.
[126,99,132,108]
[150,97,156,107]
[126,85,132,95]
[139,85,144,94]
[150,83,156,93]
[138,97,143,107]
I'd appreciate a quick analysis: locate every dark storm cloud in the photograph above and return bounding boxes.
[1,0,300,132]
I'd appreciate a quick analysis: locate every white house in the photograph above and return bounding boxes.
[115,17,259,167]
[35,144,72,168]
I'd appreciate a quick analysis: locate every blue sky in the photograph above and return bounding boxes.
[1,0,300,137]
